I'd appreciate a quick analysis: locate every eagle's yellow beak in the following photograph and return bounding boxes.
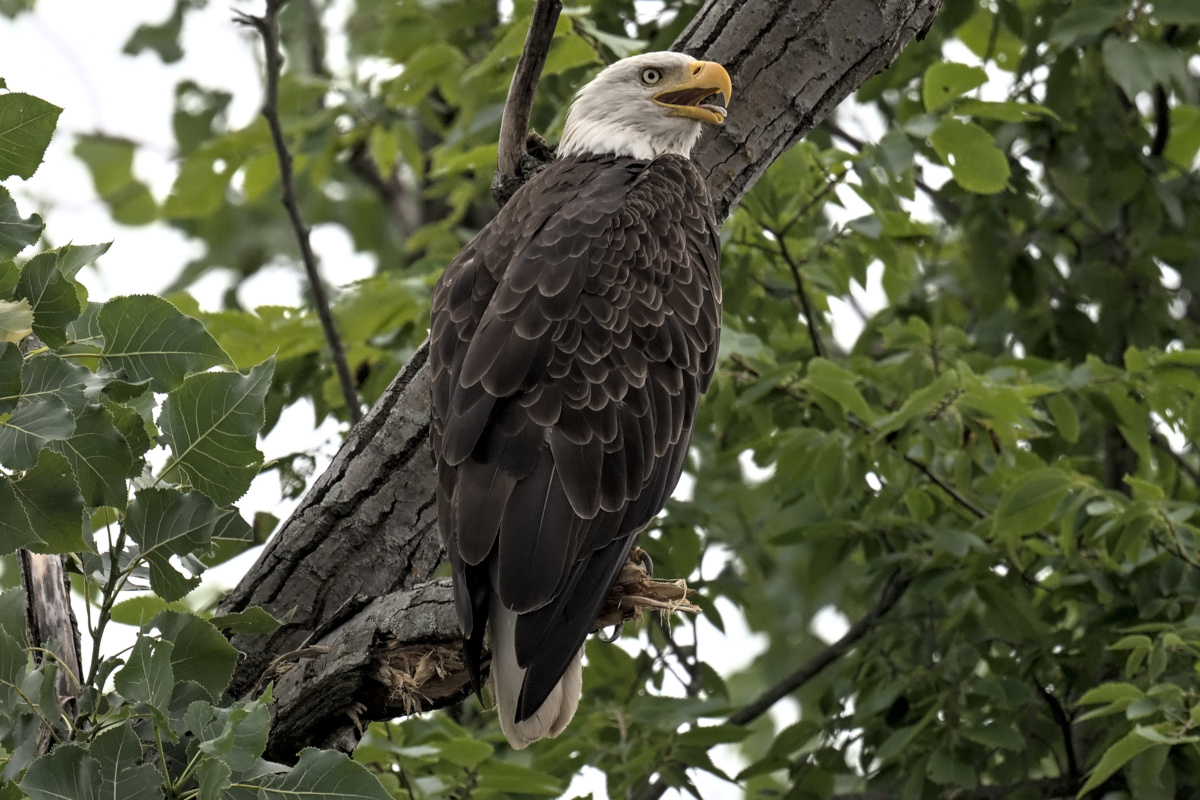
[653,61,732,125]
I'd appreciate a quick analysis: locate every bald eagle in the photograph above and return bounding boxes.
[430,52,731,749]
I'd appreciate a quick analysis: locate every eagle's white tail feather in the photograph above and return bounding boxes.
[488,603,584,750]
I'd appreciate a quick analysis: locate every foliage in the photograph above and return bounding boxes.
[1,0,1200,799]
[0,78,392,800]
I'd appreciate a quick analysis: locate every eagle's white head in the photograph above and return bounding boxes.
[559,52,732,161]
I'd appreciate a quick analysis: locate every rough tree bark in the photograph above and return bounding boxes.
[217,0,944,761]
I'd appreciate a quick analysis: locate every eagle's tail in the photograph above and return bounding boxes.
[488,603,583,750]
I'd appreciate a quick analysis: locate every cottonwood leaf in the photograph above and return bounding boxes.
[0,92,62,181]
[21,352,101,413]
[0,341,20,414]
[124,488,221,601]
[151,610,238,701]
[51,404,133,508]
[0,185,42,259]
[188,695,271,773]
[0,395,75,470]
[74,135,157,225]
[89,722,162,800]
[235,747,393,800]
[113,635,174,715]
[19,744,99,800]
[7,449,86,553]
[159,358,274,505]
[99,294,229,391]
[0,474,33,556]
[15,250,83,348]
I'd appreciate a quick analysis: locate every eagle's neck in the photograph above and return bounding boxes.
[558,94,703,160]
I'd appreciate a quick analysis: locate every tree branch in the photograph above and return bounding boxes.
[238,0,363,424]
[491,0,562,206]
[635,571,912,800]
[18,551,82,754]
[221,0,947,763]
[728,570,911,726]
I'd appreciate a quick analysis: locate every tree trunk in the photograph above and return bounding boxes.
[218,0,944,761]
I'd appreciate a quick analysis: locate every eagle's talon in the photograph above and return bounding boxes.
[598,621,625,643]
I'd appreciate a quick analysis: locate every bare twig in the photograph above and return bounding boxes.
[238,1,364,424]
[491,0,562,206]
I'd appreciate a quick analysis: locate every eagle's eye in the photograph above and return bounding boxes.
[639,68,663,86]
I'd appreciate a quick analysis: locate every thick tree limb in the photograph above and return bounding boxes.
[220,0,945,762]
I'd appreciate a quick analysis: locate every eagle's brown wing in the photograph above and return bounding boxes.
[430,152,721,721]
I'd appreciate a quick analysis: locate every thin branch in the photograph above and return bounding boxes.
[1035,682,1080,781]
[728,570,911,725]
[491,0,562,206]
[238,1,363,424]
[635,571,912,800]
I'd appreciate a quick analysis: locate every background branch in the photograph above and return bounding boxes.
[239,0,363,424]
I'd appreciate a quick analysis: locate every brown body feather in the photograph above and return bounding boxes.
[430,152,722,737]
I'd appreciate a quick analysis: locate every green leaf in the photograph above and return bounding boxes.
[1079,682,1144,705]
[21,353,100,413]
[123,0,187,63]
[114,635,174,713]
[197,757,232,800]
[110,596,179,626]
[0,474,33,556]
[1049,0,1126,45]
[124,488,221,601]
[0,341,19,414]
[435,738,492,768]
[159,359,274,505]
[74,135,157,225]
[923,62,987,111]
[804,357,874,422]
[0,92,62,181]
[8,448,87,553]
[98,295,230,391]
[1045,394,1080,443]
[241,747,392,800]
[152,610,238,701]
[0,395,75,470]
[19,743,99,800]
[1078,729,1161,795]
[0,185,42,259]
[957,99,1059,122]
[209,606,286,635]
[51,404,132,508]
[930,119,1010,194]
[993,468,1073,540]
[1101,36,1188,100]
[89,722,162,800]
[475,760,564,796]
[14,251,82,348]
[962,723,1024,751]
[927,749,977,789]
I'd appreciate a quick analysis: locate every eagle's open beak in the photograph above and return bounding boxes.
[653,61,732,125]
